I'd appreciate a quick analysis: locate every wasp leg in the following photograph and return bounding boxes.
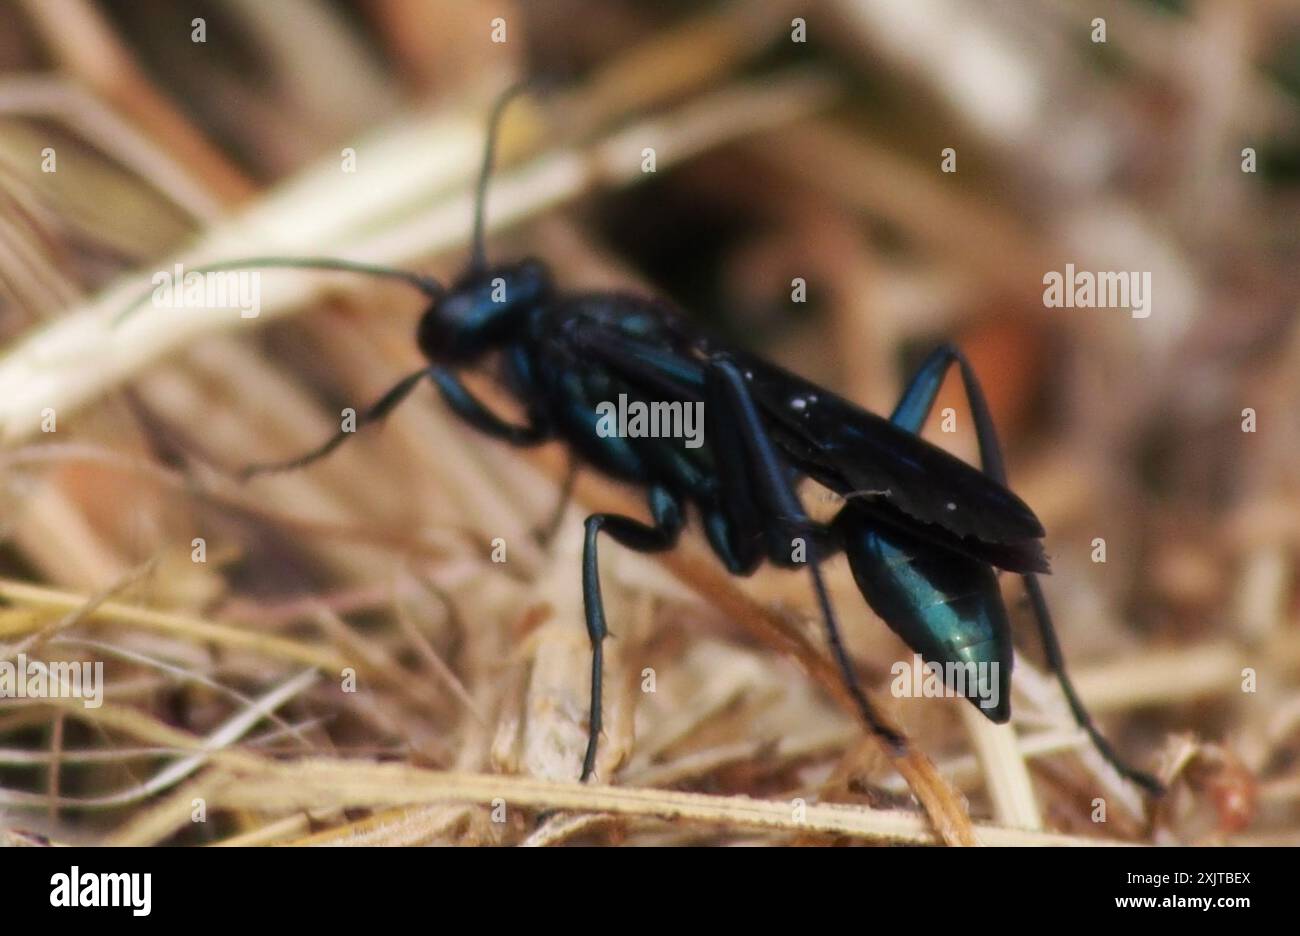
[433,368,571,545]
[430,368,551,445]
[698,363,765,577]
[581,485,683,781]
[894,343,1163,794]
[703,354,906,752]
[241,367,429,478]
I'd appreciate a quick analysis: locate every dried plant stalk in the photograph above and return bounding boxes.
[205,757,1122,847]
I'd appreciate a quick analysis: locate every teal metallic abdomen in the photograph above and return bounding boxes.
[836,511,1013,722]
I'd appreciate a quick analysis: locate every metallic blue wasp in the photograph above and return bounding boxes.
[122,87,1162,795]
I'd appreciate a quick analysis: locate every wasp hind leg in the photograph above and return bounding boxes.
[892,344,1163,795]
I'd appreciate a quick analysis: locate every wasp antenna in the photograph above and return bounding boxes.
[111,256,443,328]
[469,81,535,275]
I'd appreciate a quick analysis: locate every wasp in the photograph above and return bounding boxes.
[118,86,1162,795]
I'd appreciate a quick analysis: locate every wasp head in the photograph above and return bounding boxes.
[417,258,551,363]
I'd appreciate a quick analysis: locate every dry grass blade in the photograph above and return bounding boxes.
[201,757,1124,847]
[0,579,348,671]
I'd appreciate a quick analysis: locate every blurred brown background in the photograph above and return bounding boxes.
[0,0,1297,846]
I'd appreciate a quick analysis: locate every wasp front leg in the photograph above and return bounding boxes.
[241,367,430,478]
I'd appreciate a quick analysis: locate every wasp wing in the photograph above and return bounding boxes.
[728,350,1047,570]
[562,309,1047,572]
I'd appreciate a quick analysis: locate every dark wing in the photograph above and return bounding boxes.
[728,350,1047,570]
[562,310,1047,572]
